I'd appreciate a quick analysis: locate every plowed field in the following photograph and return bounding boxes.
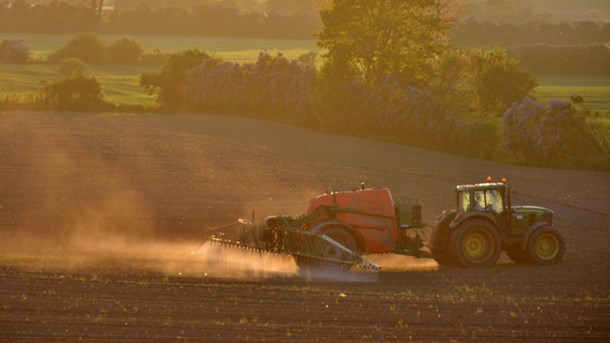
[1,112,609,341]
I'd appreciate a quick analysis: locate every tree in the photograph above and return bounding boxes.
[105,37,143,64]
[59,58,87,77]
[472,47,537,115]
[0,39,30,63]
[90,0,104,30]
[40,74,114,111]
[317,0,453,88]
[49,32,105,64]
[140,49,210,109]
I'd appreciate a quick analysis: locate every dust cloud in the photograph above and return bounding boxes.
[1,233,394,282]
[370,254,439,271]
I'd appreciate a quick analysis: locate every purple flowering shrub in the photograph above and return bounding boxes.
[184,51,500,156]
[503,97,601,166]
[184,52,316,124]
[316,77,499,154]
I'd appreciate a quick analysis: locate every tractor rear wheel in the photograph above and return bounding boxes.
[450,219,501,268]
[526,226,565,265]
[430,226,455,266]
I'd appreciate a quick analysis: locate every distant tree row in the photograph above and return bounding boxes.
[508,44,610,74]
[0,1,319,39]
[1,2,609,45]
[0,33,170,65]
[452,19,610,47]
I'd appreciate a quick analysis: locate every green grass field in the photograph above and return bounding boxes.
[0,64,158,106]
[0,33,318,63]
[534,74,610,115]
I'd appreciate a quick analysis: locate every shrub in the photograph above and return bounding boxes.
[58,58,87,77]
[0,39,30,63]
[183,52,316,124]
[49,32,105,64]
[503,97,602,167]
[105,37,144,64]
[40,75,114,112]
[297,51,317,66]
[140,49,210,110]
[314,76,500,156]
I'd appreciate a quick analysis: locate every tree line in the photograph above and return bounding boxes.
[0,1,319,39]
[451,19,610,47]
[1,1,609,45]
[507,44,610,74]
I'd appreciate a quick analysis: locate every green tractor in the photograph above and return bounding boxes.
[430,177,566,267]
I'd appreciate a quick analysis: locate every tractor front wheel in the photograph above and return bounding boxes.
[526,226,565,265]
[450,219,501,268]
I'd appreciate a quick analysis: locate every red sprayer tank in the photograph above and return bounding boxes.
[305,188,398,253]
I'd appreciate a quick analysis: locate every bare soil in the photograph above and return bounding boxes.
[1,111,609,341]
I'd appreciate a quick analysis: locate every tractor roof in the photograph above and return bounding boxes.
[455,182,507,192]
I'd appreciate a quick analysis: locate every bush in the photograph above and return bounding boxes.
[58,58,87,76]
[297,51,317,66]
[314,76,500,157]
[472,47,537,116]
[183,52,316,124]
[40,75,114,112]
[49,32,105,64]
[0,39,30,63]
[503,97,602,167]
[140,49,210,110]
[105,37,144,64]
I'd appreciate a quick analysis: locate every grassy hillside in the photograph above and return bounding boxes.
[534,74,610,115]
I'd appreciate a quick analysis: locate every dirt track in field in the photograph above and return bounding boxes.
[0,111,609,341]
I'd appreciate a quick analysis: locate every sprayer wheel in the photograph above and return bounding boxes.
[295,226,358,271]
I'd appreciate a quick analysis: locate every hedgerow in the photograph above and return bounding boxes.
[184,52,316,124]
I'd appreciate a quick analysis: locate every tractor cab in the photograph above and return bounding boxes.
[456,182,508,214]
[451,177,512,233]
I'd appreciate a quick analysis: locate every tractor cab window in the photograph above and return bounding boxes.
[458,191,471,212]
[486,189,503,213]
[473,191,486,211]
